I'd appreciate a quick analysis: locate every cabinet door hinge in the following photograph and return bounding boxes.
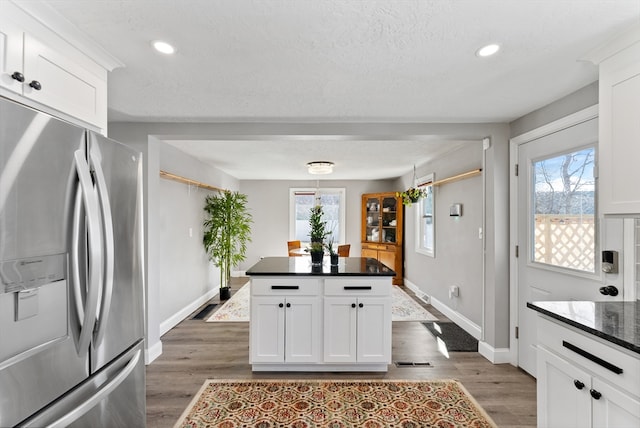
[515,326,519,339]
[515,245,519,258]
[515,163,519,177]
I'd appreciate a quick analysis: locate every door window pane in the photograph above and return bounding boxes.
[532,147,596,272]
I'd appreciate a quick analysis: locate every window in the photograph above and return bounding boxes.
[290,188,346,244]
[415,174,435,257]
[532,146,596,272]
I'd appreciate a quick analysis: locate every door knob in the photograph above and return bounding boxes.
[29,80,42,91]
[278,303,284,308]
[573,380,585,390]
[351,303,356,308]
[358,303,364,308]
[590,389,602,400]
[599,286,619,296]
[11,71,25,82]
[286,303,291,308]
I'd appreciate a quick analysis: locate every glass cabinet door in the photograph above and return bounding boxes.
[381,196,397,243]
[365,197,380,242]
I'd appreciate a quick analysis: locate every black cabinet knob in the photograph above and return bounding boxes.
[29,80,42,90]
[573,380,585,390]
[11,71,25,82]
[351,303,356,308]
[278,303,284,308]
[286,303,291,308]
[599,286,619,296]
[590,389,602,400]
[359,303,364,308]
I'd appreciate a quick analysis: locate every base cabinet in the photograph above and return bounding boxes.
[323,296,391,363]
[249,276,391,371]
[535,316,640,428]
[250,296,320,363]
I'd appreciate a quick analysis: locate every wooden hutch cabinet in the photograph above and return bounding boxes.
[361,192,403,285]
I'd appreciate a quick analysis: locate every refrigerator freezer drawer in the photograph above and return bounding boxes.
[19,340,146,428]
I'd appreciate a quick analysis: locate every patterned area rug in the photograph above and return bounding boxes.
[207,283,437,322]
[174,379,497,428]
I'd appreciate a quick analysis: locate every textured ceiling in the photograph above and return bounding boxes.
[27,0,640,179]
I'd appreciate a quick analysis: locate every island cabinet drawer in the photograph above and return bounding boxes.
[323,278,391,297]
[251,278,320,296]
[538,316,640,398]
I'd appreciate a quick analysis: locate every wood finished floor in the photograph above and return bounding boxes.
[146,279,537,427]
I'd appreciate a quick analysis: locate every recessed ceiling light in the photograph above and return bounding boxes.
[476,43,500,57]
[152,40,176,55]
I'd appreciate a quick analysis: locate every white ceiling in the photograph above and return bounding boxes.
[29,0,640,180]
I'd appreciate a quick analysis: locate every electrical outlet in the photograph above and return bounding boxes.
[449,285,459,298]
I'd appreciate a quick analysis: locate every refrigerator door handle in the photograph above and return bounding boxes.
[35,349,141,428]
[72,150,103,357]
[89,149,114,348]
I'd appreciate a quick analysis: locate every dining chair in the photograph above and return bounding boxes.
[287,240,302,256]
[337,244,350,257]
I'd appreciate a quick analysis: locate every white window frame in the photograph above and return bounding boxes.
[415,173,435,257]
[289,188,346,244]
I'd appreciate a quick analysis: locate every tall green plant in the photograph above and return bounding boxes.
[203,191,253,289]
[309,205,329,242]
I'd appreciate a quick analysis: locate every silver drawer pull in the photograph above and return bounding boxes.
[562,341,623,374]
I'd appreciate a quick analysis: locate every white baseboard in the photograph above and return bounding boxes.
[159,288,218,336]
[145,340,163,365]
[429,296,482,340]
[402,279,429,303]
[478,341,511,364]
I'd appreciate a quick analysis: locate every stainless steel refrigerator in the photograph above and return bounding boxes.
[0,97,146,427]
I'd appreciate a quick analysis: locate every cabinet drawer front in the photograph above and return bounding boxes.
[362,243,394,251]
[251,278,320,296]
[538,316,640,397]
[324,278,390,296]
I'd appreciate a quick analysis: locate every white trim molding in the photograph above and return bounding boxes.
[429,296,482,340]
[159,288,218,336]
[478,342,511,364]
[145,340,163,365]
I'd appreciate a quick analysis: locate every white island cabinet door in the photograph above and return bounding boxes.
[591,377,640,428]
[323,297,357,362]
[284,296,321,363]
[356,297,391,363]
[250,296,285,363]
[537,347,592,428]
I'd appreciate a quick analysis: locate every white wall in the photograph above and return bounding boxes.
[402,143,484,330]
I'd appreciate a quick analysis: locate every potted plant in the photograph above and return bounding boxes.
[397,187,426,206]
[203,191,253,300]
[325,238,339,266]
[308,205,328,265]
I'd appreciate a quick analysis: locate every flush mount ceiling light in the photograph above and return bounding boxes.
[152,40,176,55]
[306,161,334,175]
[476,43,500,57]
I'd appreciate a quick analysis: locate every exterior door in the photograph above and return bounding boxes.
[516,117,607,376]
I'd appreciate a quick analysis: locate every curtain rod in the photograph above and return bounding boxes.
[159,170,225,192]
[418,168,482,187]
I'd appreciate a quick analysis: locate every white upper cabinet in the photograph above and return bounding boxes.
[0,1,122,133]
[585,24,640,215]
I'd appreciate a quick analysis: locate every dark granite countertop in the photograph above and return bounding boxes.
[527,301,640,355]
[246,257,395,277]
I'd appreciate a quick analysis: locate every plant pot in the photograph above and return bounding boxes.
[310,250,323,265]
[330,253,339,266]
[219,286,231,300]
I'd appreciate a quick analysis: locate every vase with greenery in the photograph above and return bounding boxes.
[308,205,328,264]
[325,238,338,266]
[203,191,252,300]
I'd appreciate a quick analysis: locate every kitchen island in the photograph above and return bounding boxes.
[528,301,640,427]
[246,257,395,372]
